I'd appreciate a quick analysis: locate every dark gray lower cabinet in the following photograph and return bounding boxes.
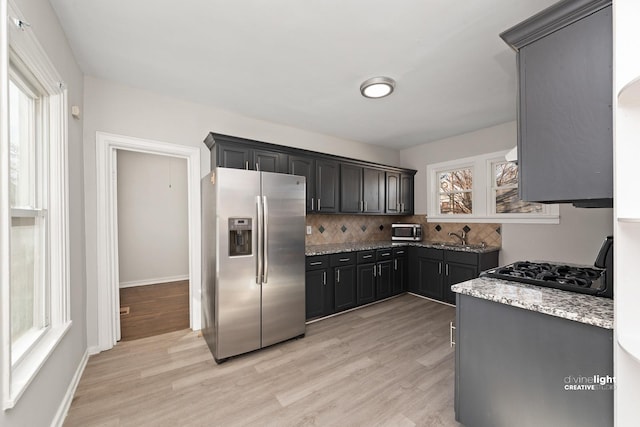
[305,255,332,320]
[409,247,499,305]
[356,263,376,305]
[456,294,613,427]
[334,264,356,312]
[392,255,408,295]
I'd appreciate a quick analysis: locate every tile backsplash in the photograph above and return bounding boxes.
[306,214,502,247]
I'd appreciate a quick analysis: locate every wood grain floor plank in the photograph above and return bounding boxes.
[64,294,459,427]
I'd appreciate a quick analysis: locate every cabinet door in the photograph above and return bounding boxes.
[340,164,363,213]
[376,261,393,300]
[363,168,385,214]
[334,265,356,311]
[217,143,250,169]
[386,172,401,214]
[289,155,315,212]
[316,159,339,213]
[356,263,376,305]
[445,262,477,304]
[518,7,612,202]
[393,256,408,295]
[253,149,285,173]
[400,173,414,214]
[417,257,443,300]
[305,268,329,319]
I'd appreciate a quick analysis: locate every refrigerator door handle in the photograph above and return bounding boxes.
[262,195,269,284]
[256,196,263,284]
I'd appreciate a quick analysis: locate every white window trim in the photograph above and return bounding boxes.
[426,150,559,224]
[1,0,71,410]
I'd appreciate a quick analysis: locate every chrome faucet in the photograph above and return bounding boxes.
[449,230,467,245]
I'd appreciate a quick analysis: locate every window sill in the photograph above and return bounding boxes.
[426,215,560,225]
[3,321,72,410]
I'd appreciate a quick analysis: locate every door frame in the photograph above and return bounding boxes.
[95,132,201,352]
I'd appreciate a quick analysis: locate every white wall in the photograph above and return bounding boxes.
[117,150,189,287]
[1,0,86,425]
[83,76,400,348]
[400,121,613,265]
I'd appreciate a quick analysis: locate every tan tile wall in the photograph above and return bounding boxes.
[306,214,502,247]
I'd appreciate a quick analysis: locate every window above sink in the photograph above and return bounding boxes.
[426,150,559,224]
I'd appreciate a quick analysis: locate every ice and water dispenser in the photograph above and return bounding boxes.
[228,218,252,256]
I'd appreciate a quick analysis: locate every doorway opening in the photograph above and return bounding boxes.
[116,150,190,340]
[95,132,201,352]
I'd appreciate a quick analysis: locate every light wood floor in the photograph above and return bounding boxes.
[119,280,190,341]
[65,294,459,427]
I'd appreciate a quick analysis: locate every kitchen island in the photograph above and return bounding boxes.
[452,278,613,427]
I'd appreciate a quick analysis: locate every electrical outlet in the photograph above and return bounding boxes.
[306,226,312,235]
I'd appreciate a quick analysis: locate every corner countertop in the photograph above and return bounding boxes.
[452,277,613,329]
[305,241,501,256]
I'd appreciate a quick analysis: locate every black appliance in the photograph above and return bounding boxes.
[481,236,613,298]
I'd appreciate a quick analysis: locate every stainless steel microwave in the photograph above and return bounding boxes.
[392,224,423,241]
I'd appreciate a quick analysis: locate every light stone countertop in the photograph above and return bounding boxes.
[305,241,501,256]
[452,276,614,329]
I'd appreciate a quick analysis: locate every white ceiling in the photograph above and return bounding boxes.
[49,0,558,150]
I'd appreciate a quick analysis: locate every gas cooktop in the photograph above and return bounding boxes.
[481,261,608,297]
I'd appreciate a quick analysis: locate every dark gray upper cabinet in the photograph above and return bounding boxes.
[386,172,401,214]
[340,165,385,214]
[204,132,415,214]
[501,0,613,206]
[315,159,340,213]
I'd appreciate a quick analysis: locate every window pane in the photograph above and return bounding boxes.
[9,79,36,208]
[496,188,543,213]
[451,168,473,191]
[10,216,47,348]
[440,192,473,214]
[495,161,518,187]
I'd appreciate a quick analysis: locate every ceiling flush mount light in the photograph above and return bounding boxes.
[360,76,396,99]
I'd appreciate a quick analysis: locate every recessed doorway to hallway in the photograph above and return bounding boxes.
[116,149,190,341]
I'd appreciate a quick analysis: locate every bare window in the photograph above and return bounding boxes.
[493,161,543,214]
[439,168,473,214]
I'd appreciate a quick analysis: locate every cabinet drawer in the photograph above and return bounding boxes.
[392,247,408,257]
[357,250,376,264]
[330,253,356,267]
[376,248,393,261]
[306,255,329,270]
[445,250,478,265]
[417,247,444,260]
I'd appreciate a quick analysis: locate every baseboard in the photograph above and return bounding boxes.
[50,349,89,427]
[119,274,189,288]
[87,345,101,355]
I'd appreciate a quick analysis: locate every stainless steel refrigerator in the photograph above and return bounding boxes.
[201,167,306,363]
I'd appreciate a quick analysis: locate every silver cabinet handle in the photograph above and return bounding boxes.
[317,198,321,210]
[311,198,314,211]
[446,263,449,276]
[364,201,368,211]
[336,268,340,283]
[322,271,326,285]
[255,163,260,171]
[380,252,390,257]
[363,254,373,259]
[394,259,398,270]
[450,321,456,347]
[396,250,404,255]
[309,261,322,266]
[396,203,400,212]
[245,160,249,170]
[439,262,442,275]
[378,264,382,276]
[339,258,350,262]
[256,196,263,284]
[263,195,269,284]
[373,265,377,277]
